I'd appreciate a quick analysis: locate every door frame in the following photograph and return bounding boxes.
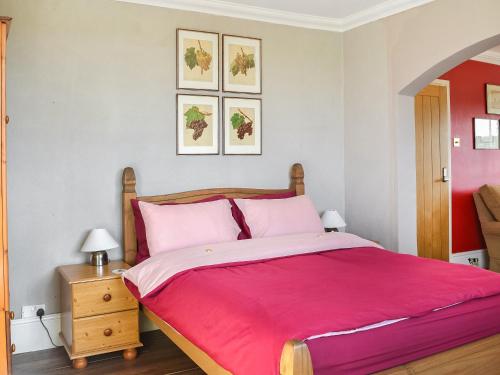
[415,79,452,260]
[0,17,11,374]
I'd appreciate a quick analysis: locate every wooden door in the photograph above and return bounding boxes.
[415,84,450,261]
[0,17,12,375]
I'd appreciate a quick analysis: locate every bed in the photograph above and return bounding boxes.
[121,163,500,374]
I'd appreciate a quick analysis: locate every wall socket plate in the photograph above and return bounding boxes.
[468,257,480,267]
[21,304,46,319]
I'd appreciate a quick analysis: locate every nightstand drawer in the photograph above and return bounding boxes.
[72,278,137,318]
[73,310,139,354]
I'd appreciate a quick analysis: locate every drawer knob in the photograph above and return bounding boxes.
[103,328,113,337]
[103,293,112,302]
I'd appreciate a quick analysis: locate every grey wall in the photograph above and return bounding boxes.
[0,0,344,315]
[343,21,393,248]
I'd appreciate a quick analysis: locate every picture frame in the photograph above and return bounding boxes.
[177,29,219,91]
[474,118,499,150]
[486,84,500,115]
[177,94,219,155]
[223,97,262,155]
[223,35,262,94]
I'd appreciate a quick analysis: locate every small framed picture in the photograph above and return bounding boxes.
[177,29,219,91]
[486,84,500,115]
[223,35,261,94]
[474,118,499,150]
[177,94,219,155]
[223,97,261,155]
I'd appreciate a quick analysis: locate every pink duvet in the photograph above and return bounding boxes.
[124,233,500,374]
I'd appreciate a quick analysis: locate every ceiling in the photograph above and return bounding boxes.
[118,0,436,31]
[219,0,394,19]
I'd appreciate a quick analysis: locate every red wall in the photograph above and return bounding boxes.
[440,60,500,253]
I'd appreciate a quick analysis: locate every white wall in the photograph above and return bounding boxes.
[0,0,345,316]
[343,0,500,253]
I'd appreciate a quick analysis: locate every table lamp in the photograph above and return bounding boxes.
[321,210,346,232]
[81,228,118,266]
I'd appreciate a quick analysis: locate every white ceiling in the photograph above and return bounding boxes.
[220,0,392,19]
[118,0,436,31]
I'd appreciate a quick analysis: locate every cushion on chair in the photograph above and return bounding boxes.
[479,185,500,222]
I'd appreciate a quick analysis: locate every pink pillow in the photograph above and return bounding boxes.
[138,199,240,256]
[131,195,226,264]
[229,191,296,240]
[233,195,323,238]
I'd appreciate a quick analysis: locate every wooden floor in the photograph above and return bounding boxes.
[12,330,205,375]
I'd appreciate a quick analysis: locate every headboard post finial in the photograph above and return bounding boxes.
[122,167,137,266]
[290,163,305,195]
[122,167,136,193]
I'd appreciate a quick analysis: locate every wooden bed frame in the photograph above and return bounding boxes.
[121,163,500,375]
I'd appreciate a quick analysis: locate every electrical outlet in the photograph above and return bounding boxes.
[22,304,46,319]
[468,257,480,267]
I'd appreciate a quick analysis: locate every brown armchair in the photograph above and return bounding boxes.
[473,185,500,272]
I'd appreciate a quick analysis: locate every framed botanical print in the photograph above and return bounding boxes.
[486,84,500,115]
[223,35,261,94]
[177,94,219,155]
[223,97,261,155]
[177,29,219,91]
[474,118,499,150]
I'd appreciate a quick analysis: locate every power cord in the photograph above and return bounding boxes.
[36,308,57,348]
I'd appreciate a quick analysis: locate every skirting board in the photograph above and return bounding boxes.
[450,249,488,269]
[11,314,63,354]
[12,310,158,354]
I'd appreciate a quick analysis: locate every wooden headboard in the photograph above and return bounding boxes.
[122,163,305,266]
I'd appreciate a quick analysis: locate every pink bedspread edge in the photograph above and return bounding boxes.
[307,293,500,374]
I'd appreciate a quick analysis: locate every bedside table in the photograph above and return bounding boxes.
[57,260,142,369]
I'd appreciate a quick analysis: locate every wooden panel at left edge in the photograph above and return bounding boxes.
[0,18,12,375]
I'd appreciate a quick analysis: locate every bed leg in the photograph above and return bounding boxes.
[280,340,313,375]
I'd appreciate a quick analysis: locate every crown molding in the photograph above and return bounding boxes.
[117,0,343,31]
[471,50,500,66]
[116,0,436,32]
[341,0,435,31]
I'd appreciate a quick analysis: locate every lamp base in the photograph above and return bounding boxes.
[90,250,109,266]
[325,228,339,233]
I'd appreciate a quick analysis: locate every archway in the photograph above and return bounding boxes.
[400,34,500,96]
[396,34,500,257]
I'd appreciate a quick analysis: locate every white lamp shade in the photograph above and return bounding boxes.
[81,229,119,253]
[321,210,346,229]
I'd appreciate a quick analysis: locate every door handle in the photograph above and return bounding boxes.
[442,167,449,182]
